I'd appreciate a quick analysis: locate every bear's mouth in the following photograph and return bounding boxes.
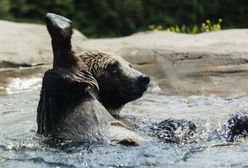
[120,88,147,99]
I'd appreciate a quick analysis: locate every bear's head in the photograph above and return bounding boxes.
[77,51,150,116]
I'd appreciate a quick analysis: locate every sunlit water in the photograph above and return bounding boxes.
[1,78,248,167]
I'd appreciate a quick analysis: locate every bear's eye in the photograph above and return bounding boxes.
[108,62,119,74]
[129,64,133,68]
[110,62,119,68]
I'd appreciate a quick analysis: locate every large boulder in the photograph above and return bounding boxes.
[0,19,248,96]
[0,20,87,95]
[0,20,86,67]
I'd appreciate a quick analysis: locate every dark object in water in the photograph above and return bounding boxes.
[225,111,248,142]
[150,119,197,143]
[208,110,248,142]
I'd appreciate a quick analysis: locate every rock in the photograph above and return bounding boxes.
[208,110,248,142]
[225,110,248,142]
[0,20,86,67]
[0,20,87,94]
[81,30,248,96]
[149,119,196,143]
[1,19,248,96]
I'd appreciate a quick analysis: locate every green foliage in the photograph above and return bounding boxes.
[149,18,223,34]
[201,18,222,32]
[0,0,11,19]
[0,0,247,37]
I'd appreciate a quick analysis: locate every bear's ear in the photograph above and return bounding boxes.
[45,13,76,68]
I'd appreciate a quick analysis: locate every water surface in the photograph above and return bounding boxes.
[0,78,248,168]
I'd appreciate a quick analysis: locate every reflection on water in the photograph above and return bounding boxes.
[5,77,42,94]
[0,79,248,167]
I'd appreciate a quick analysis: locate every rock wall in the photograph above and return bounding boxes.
[1,20,248,96]
[0,20,86,67]
[81,30,248,96]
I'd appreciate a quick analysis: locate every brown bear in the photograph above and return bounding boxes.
[36,13,149,145]
[77,50,150,117]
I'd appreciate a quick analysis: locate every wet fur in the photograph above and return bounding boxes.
[36,13,144,144]
[37,66,98,135]
[77,50,149,116]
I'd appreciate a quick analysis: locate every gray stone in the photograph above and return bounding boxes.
[1,19,248,96]
[0,20,86,66]
[81,30,248,96]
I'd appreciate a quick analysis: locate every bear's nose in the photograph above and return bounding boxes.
[138,75,150,86]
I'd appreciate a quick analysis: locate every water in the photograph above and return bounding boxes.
[1,78,248,167]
